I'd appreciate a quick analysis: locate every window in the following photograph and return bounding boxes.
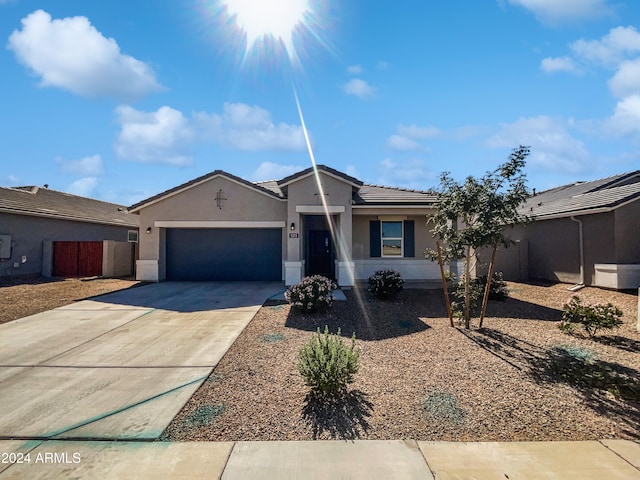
[381,221,403,257]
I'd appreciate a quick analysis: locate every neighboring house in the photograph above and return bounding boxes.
[0,186,139,278]
[129,165,440,286]
[489,170,640,289]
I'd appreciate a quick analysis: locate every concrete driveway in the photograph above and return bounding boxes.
[0,282,283,440]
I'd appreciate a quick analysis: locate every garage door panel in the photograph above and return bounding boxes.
[166,229,281,281]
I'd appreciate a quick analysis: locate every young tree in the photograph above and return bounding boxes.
[426,146,531,329]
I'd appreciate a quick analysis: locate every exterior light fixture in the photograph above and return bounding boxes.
[290,222,295,231]
[146,227,152,234]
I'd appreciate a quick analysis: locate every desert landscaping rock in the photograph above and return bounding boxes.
[163,282,639,442]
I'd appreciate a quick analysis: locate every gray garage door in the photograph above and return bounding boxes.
[166,228,282,281]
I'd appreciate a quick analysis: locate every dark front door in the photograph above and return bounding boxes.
[307,230,333,278]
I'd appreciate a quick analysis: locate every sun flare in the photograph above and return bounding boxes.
[224,0,310,59]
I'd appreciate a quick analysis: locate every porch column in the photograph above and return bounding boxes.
[336,208,354,288]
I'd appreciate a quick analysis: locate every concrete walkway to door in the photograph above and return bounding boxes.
[0,282,282,441]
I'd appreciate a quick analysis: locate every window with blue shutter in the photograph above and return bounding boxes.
[369,220,381,257]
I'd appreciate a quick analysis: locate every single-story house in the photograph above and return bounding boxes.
[129,165,441,286]
[0,186,139,278]
[488,170,640,289]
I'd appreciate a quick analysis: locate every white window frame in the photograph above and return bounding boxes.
[381,221,403,257]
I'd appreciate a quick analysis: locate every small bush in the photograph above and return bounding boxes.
[297,326,360,395]
[368,269,404,299]
[285,275,336,312]
[450,271,509,317]
[559,296,623,337]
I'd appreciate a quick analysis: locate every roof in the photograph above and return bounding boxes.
[0,186,139,228]
[354,184,437,205]
[131,165,435,211]
[128,170,284,212]
[277,165,363,188]
[521,171,640,219]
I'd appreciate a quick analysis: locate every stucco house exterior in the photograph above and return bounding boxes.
[0,186,139,278]
[489,170,640,289]
[129,165,440,286]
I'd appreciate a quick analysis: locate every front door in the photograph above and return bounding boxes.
[307,230,333,278]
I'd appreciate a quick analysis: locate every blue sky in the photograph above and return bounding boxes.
[1,0,639,205]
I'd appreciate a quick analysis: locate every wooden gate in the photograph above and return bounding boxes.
[53,241,103,277]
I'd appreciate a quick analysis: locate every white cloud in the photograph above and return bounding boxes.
[397,124,442,139]
[67,177,98,197]
[195,103,306,151]
[606,95,640,137]
[608,58,640,98]
[540,56,581,74]
[347,64,363,75]
[343,78,375,99]
[377,61,389,70]
[114,106,195,166]
[250,162,304,181]
[7,10,163,100]
[506,0,612,24]
[487,116,590,173]
[387,134,424,152]
[377,158,436,190]
[387,124,441,152]
[571,26,640,66]
[55,155,105,176]
[3,175,19,186]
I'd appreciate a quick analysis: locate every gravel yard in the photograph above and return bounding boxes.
[0,275,141,324]
[162,281,640,442]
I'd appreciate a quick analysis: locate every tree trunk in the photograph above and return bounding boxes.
[436,241,454,327]
[479,242,498,329]
[463,245,471,329]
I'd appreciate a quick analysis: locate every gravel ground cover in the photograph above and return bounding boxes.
[0,275,141,324]
[163,281,640,442]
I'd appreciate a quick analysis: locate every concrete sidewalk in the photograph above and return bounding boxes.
[0,439,638,479]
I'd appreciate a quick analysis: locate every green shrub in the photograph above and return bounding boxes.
[559,296,623,337]
[368,269,404,299]
[450,271,509,317]
[285,275,336,312]
[297,326,360,395]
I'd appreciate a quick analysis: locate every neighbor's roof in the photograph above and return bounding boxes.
[521,170,640,219]
[0,186,139,227]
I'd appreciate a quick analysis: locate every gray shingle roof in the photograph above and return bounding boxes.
[354,184,437,205]
[0,186,139,227]
[521,171,640,219]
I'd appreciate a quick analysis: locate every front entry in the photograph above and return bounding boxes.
[307,229,333,278]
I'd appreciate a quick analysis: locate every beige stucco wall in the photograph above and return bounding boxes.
[102,241,133,277]
[351,212,435,260]
[136,175,286,280]
[285,172,354,264]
